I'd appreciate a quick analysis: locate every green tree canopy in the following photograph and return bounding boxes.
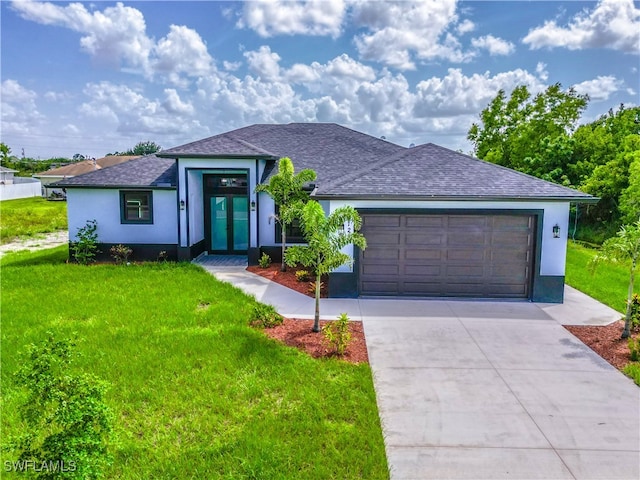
[108,141,162,156]
[467,83,589,185]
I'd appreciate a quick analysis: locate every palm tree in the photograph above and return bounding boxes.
[589,220,640,338]
[284,201,366,332]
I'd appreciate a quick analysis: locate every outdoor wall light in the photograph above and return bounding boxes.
[552,224,560,238]
[180,199,185,210]
[250,200,256,211]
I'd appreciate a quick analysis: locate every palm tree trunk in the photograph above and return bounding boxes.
[313,272,321,332]
[623,261,636,339]
[281,228,287,272]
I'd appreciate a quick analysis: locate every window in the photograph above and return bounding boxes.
[274,206,305,243]
[120,191,153,224]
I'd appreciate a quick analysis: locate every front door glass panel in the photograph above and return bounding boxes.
[211,196,227,251]
[232,196,248,251]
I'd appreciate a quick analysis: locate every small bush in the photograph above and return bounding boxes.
[295,270,310,282]
[258,252,272,268]
[623,362,640,386]
[3,333,113,479]
[250,303,283,328]
[307,281,324,295]
[157,250,168,262]
[110,244,132,264]
[70,219,100,265]
[322,313,352,356]
[628,337,640,362]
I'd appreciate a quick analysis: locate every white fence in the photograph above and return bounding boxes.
[0,178,42,200]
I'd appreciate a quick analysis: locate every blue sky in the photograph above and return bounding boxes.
[2,0,639,159]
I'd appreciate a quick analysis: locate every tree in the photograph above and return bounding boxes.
[130,141,161,156]
[284,201,366,332]
[0,142,11,166]
[255,157,316,271]
[589,221,640,339]
[621,157,640,224]
[468,83,589,184]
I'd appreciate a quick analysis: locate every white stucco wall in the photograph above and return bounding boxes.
[67,188,178,243]
[327,199,570,275]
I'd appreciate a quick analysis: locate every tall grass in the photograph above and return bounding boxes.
[1,249,388,479]
[565,241,639,314]
[0,197,67,244]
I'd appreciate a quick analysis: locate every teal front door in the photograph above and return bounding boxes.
[204,175,249,254]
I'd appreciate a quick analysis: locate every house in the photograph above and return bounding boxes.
[33,155,139,198]
[55,123,596,303]
[0,166,18,184]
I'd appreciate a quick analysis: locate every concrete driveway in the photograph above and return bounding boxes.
[363,298,640,480]
[198,261,640,480]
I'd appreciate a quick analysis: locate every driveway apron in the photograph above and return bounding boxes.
[362,299,640,480]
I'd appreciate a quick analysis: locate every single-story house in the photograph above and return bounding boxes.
[34,155,139,198]
[0,166,18,184]
[55,123,596,303]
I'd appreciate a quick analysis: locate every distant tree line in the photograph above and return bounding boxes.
[468,84,640,243]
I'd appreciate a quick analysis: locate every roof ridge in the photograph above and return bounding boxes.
[226,134,277,157]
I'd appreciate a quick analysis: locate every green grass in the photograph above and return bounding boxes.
[565,241,638,314]
[1,248,388,479]
[623,363,640,386]
[0,197,67,244]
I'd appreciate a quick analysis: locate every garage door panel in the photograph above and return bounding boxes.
[360,213,534,298]
[406,233,444,245]
[406,216,444,228]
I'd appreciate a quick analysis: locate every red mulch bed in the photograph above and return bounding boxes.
[247,263,328,298]
[565,320,638,370]
[263,318,368,364]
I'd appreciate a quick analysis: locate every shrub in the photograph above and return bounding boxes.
[250,303,283,328]
[623,363,640,387]
[307,281,324,296]
[630,294,640,331]
[157,250,168,263]
[295,270,310,282]
[70,219,100,265]
[258,252,271,268]
[110,244,132,264]
[322,313,352,356]
[628,337,640,362]
[3,333,113,479]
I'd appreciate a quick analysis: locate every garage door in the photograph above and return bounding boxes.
[359,214,534,298]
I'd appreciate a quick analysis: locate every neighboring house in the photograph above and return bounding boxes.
[0,166,41,200]
[55,123,596,303]
[33,155,139,198]
[0,166,18,184]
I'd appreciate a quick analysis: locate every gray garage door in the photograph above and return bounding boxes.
[359,213,535,298]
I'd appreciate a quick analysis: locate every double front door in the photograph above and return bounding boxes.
[204,174,248,254]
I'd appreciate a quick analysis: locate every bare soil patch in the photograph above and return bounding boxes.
[565,320,638,370]
[263,318,368,364]
[247,263,328,298]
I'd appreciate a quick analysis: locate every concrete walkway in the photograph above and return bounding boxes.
[197,261,640,480]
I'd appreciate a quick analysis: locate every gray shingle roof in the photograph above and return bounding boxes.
[315,143,594,200]
[53,155,176,188]
[56,124,595,201]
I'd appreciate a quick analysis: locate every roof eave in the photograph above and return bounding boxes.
[54,183,176,190]
[311,193,599,203]
[157,152,276,160]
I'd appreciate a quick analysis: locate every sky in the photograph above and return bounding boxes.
[1,0,639,159]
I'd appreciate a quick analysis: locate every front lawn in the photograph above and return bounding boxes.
[565,241,638,314]
[0,247,388,479]
[0,197,67,244]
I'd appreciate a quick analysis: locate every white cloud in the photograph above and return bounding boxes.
[12,0,153,71]
[163,89,194,115]
[536,62,549,82]
[238,0,346,38]
[11,0,215,85]
[1,79,44,134]
[523,0,640,53]
[456,19,475,35]
[351,0,474,70]
[244,46,282,81]
[572,75,623,101]
[153,25,214,85]
[223,61,242,72]
[471,35,515,56]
